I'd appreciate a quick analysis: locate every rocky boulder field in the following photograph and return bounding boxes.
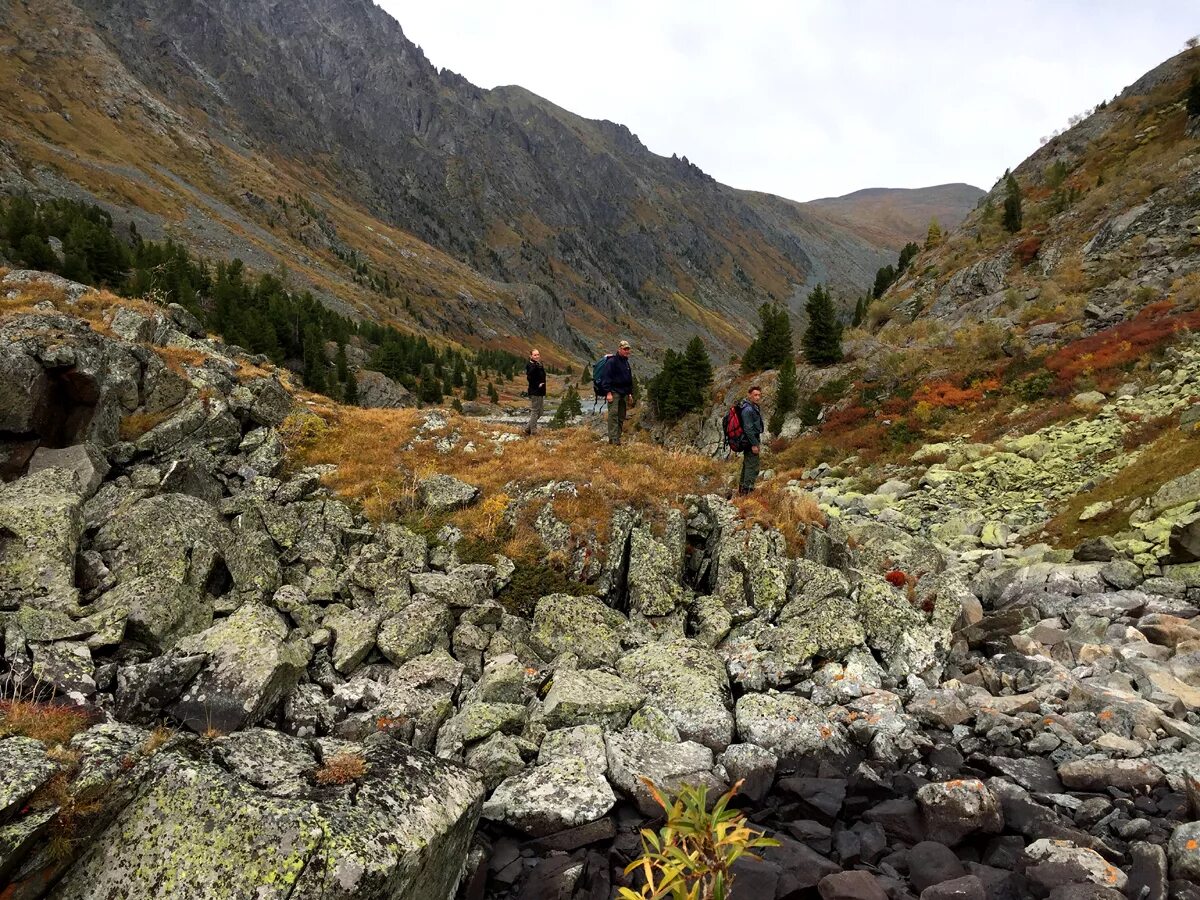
[2,276,1200,900]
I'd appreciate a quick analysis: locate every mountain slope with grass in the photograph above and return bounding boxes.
[0,0,901,366]
[801,182,985,250]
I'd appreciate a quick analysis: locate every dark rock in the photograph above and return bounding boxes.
[909,841,967,892]
[1058,759,1165,792]
[854,822,888,864]
[818,869,890,900]
[983,836,1027,871]
[919,875,986,900]
[833,828,861,864]
[780,777,847,817]
[527,818,616,853]
[986,757,1064,794]
[965,862,1025,900]
[1125,841,1167,900]
[729,855,780,898]
[761,833,842,893]
[786,819,833,854]
[517,853,584,900]
[1046,886,1125,900]
[864,798,926,845]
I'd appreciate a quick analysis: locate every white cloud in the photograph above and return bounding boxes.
[378,0,1198,200]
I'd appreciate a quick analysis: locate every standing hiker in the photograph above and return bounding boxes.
[738,386,764,494]
[599,340,635,445]
[525,348,546,435]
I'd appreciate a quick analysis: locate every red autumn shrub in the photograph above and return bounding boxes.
[822,405,871,431]
[885,570,908,587]
[1045,302,1200,385]
[1014,237,1043,266]
[913,381,984,408]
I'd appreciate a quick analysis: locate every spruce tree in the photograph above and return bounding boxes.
[801,283,842,367]
[852,295,869,328]
[302,324,328,393]
[898,241,920,273]
[487,381,499,404]
[1188,74,1200,117]
[1002,174,1023,233]
[768,354,799,435]
[872,264,896,299]
[464,368,479,401]
[743,303,793,373]
[343,371,358,406]
[551,384,583,427]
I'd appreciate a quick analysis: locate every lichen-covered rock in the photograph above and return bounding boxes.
[108,575,213,652]
[27,443,109,498]
[617,640,734,751]
[67,722,152,803]
[418,474,480,512]
[215,729,316,799]
[916,779,1004,846]
[531,594,626,667]
[855,579,948,680]
[324,607,382,675]
[542,667,646,730]
[170,603,311,734]
[482,725,615,836]
[31,640,96,697]
[53,741,483,900]
[1024,838,1128,892]
[1168,821,1200,882]
[435,702,527,757]
[0,467,85,611]
[717,743,777,804]
[377,599,453,666]
[410,571,489,608]
[625,520,687,616]
[604,729,723,815]
[0,736,58,822]
[734,692,849,759]
[711,524,789,620]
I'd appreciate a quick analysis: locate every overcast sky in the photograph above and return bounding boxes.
[377,1,1196,201]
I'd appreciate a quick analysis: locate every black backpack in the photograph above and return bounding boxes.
[722,401,751,452]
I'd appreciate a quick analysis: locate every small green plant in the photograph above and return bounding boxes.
[619,779,778,900]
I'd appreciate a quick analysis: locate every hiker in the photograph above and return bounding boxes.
[599,340,635,445]
[525,348,546,435]
[738,386,764,494]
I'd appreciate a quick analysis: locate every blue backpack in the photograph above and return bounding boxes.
[591,354,613,402]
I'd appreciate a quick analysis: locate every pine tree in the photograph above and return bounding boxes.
[925,219,943,250]
[852,295,869,328]
[872,264,896,299]
[418,364,444,404]
[801,283,842,367]
[335,342,349,384]
[487,381,499,404]
[302,324,328,393]
[464,368,479,401]
[343,371,359,406]
[680,336,713,412]
[551,384,583,428]
[768,354,798,435]
[742,303,793,373]
[897,241,920,273]
[1002,174,1023,233]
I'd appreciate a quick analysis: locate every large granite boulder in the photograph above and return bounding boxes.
[0,467,85,612]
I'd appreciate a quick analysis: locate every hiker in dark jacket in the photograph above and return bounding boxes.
[525,348,546,435]
[600,340,635,445]
[738,386,764,494]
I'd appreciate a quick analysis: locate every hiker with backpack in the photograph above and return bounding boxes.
[723,385,764,494]
[525,348,546,435]
[596,340,635,445]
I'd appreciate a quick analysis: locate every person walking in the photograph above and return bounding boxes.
[738,386,764,494]
[525,348,546,435]
[600,340,635,445]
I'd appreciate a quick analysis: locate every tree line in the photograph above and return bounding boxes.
[0,195,522,405]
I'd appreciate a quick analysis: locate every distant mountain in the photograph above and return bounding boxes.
[803,184,985,250]
[0,0,901,362]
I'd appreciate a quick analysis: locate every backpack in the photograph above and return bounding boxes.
[591,354,613,401]
[722,401,750,452]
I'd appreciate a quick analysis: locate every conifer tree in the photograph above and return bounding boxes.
[551,384,583,427]
[925,219,943,250]
[343,371,358,406]
[742,303,793,373]
[335,342,349,384]
[487,381,499,404]
[1188,74,1200,117]
[872,264,896,299]
[768,354,799,435]
[852,295,869,328]
[1002,174,1023,233]
[898,241,920,273]
[464,368,479,401]
[801,283,843,366]
[302,324,328,393]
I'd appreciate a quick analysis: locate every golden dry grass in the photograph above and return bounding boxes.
[285,405,728,558]
[733,482,827,555]
[0,699,91,746]
[313,752,368,785]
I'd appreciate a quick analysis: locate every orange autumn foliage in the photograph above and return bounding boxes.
[1045,302,1200,384]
